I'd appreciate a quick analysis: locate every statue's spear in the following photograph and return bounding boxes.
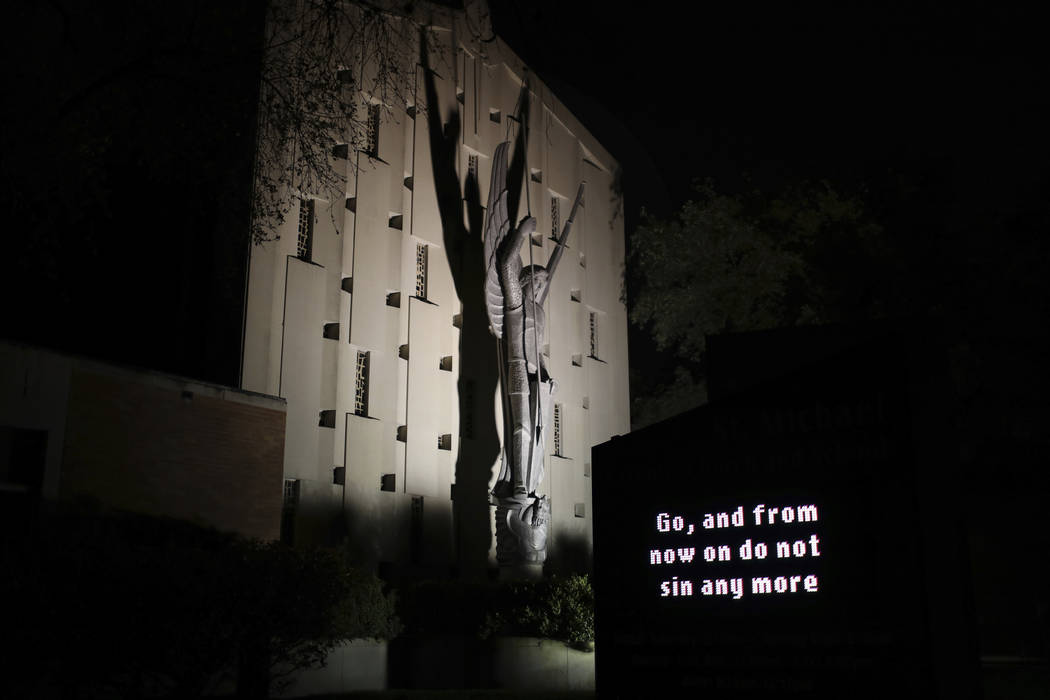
[537,181,585,306]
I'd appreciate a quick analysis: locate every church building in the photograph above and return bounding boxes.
[240,2,629,576]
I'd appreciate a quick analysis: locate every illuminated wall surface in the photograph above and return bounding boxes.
[242,6,629,572]
[593,326,979,698]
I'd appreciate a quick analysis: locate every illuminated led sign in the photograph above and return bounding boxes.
[592,328,978,698]
[650,504,821,599]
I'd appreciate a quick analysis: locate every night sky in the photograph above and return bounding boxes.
[490,2,1050,425]
[491,3,1049,223]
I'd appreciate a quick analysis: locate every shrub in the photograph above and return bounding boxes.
[0,502,399,699]
[399,575,594,650]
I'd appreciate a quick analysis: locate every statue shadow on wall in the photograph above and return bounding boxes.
[420,31,529,577]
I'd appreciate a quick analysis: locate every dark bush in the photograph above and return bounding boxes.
[0,501,398,699]
[399,575,594,650]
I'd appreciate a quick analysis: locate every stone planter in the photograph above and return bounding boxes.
[277,639,388,698]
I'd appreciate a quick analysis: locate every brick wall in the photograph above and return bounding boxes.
[61,367,285,540]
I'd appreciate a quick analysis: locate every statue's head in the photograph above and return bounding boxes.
[519,265,548,300]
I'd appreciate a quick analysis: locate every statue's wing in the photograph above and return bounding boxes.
[483,141,512,338]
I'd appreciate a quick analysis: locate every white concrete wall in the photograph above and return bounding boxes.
[241,1,629,568]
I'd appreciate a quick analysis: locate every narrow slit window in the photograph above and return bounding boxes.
[365,103,380,157]
[297,198,314,261]
[283,479,300,509]
[553,403,563,457]
[415,243,428,299]
[467,153,479,184]
[354,351,370,417]
[281,478,300,545]
[589,312,599,359]
[550,196,560,239]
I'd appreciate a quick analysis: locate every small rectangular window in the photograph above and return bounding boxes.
[438,433,452,450]
[574,503,586,518]
[355,351,370,417]
[415,243,428,299]
[553,403,563,457]
[297,198,314,261]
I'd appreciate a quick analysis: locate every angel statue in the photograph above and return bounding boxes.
[483,140,584,568]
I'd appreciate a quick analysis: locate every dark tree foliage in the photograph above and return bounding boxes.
[0,503,398,699]
[628,180,887,426]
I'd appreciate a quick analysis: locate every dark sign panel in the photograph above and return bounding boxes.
[593,329,977,697]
